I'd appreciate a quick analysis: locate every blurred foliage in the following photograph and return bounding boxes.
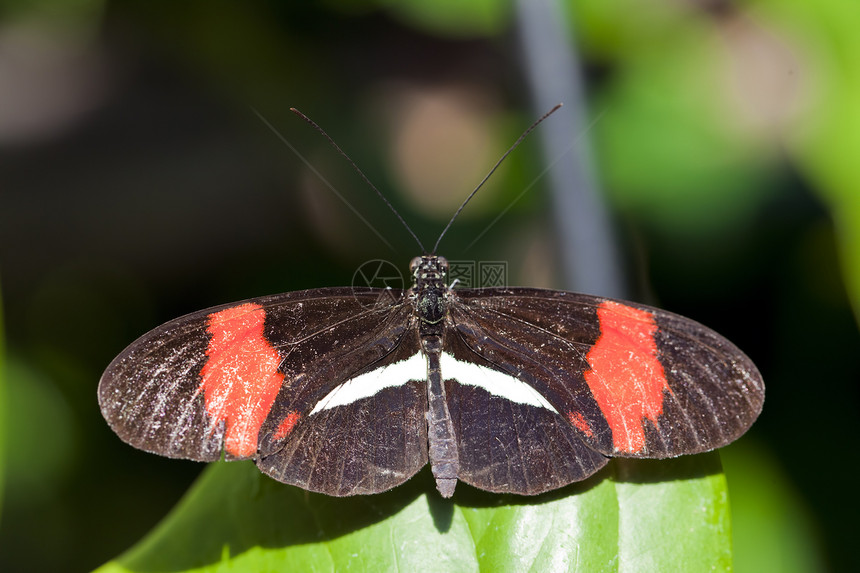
[0,282,5,522]
[723,441,824,573]
[379,0,509,37]
[1,0,857,571]
[772,0,860,322]
[3,355,77,506]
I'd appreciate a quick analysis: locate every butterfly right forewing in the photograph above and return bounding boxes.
[446,288,764,469]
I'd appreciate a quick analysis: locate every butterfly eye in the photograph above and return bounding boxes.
[437,257,449,273]
[409,256,422,274]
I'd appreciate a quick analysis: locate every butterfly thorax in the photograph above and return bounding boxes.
[409,255,450,327]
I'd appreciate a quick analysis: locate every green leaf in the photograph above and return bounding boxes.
[97,452,730,572]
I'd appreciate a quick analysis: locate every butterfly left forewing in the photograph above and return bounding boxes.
[98,287,417,471]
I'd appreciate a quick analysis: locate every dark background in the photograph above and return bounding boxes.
[1,1,857,571]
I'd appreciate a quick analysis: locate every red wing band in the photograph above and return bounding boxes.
[584,300,669,454]
[200,303,284,458]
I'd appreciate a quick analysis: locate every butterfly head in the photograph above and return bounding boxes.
[410,255,448,287]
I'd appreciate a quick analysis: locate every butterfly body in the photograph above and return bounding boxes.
[411,256,460,497]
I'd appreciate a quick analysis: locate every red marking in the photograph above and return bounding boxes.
[273,411,301,440]
[584,301,669,454]
[568,411,594,438]
[200,303,283,458]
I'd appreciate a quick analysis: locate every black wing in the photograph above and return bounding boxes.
[98,287,428,495]
[441,287,763,495]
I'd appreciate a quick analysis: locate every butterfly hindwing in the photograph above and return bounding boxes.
[257,327,429,496]
[441,330,609,495]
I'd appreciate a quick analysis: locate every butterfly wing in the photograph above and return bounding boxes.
[443,287,763,494]
[99,287,429,495]
[440,327,609,495]
[255,323,430,496]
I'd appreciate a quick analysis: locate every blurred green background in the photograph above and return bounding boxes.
[1,0,858,571]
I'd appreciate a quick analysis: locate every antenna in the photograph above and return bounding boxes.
[290,108,426,253]
[431,103,563,254]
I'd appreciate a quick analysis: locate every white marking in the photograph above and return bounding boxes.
[309,352,425,415]
[441,352,559,414]
[308,350,559,415]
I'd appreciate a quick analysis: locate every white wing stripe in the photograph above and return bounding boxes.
[309,350,558,415]
[309,352,425,415]
[440,352,558,413]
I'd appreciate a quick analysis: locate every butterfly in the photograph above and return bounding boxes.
[98,107,764,497]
